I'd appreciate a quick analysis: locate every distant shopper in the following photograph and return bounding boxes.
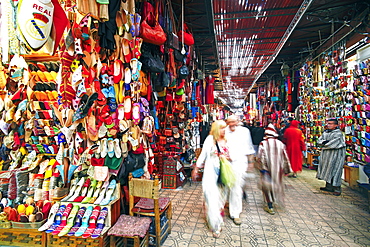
[316,118,346,196]
[249,122,265,154]
[191,120,229,238]
[280,117,293,137]
[256,124,292,215]
[283,120,306,178]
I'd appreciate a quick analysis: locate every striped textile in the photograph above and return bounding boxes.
[257,137,292,204]
[316,129,346,187]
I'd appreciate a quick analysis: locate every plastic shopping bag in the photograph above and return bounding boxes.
[219,156,236,188]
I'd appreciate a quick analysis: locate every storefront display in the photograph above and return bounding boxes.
[0,0,222,245]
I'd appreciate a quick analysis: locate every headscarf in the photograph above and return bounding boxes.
[264,124,279,139]
[289,120,300,128]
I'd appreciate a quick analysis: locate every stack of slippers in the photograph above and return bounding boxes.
[38,202,109,239]
[0,199,52,223]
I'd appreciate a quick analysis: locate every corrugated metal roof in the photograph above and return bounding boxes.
[213,0,304,104]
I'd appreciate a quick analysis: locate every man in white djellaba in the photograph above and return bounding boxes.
[225,115,255,225]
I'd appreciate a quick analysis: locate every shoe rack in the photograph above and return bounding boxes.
[46,184,120,247]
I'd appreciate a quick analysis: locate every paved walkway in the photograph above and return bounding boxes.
[161,168,370,247]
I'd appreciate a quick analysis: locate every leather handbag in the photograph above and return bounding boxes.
[140,52,165,73]
[165,0,180,50]
[178,23,194,46]
[140,12,167,46]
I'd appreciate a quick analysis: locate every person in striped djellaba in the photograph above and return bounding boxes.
[316,118,346,196]
[256,124,292,215]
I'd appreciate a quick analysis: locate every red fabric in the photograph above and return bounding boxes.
[205,76,214,104]
[283,120,306,173]
[51,0,68,54]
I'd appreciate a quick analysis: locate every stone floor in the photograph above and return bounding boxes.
[161,168,370,247]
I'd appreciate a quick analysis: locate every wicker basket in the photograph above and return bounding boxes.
[0,228,47,247]
[0,221,11,229]
[12,219,46,229]
[47,232,110,247]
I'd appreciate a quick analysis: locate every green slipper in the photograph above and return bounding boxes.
[82,179,98,204]
[58,205,80,237]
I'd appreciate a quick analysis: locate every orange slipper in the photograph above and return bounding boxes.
[37,71,48,82]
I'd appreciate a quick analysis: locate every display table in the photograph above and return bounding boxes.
[343,165,359,189]
[306,152,319,170]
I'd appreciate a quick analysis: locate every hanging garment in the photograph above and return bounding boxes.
[205,76,214,104]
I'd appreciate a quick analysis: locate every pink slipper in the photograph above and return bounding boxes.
[123,96,132,120]
[81,206,100,238]
[132,103,140,125]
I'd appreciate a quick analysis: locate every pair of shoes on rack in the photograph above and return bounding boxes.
[94,179,117,205]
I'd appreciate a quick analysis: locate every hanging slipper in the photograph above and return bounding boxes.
[130,58,142,81]
[133,37,143,59]
[113,60,124,84]
[55,145,65,184]
[121,38,132,63]
[130,125,141,151]
[134,13,141,37]
[128,14,135,37]
[123,96,132,120]
[132,103,140,125]
[118,78,125,104]
[124,67,132,90]
[117,104,125,120]
[115,10,124,36]
[86,111,99,141]
[107,138,115,158]
[81,92,98,116]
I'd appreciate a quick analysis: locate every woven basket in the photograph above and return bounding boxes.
[47,232,110,247]
[0,228,46,247]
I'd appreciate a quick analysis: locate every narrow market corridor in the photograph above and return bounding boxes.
[161,169,370,247]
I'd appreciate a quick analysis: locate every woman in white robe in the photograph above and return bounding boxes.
[192,120,229,238]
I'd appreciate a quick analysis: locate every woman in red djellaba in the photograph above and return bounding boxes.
[283,120,306,177]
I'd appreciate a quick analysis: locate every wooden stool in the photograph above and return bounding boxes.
[108,214,151,247]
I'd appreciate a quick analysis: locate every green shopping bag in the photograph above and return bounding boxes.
[219,156,236,188]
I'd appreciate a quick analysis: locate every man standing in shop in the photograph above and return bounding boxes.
[316,118,346,196]
[225,115,255,225]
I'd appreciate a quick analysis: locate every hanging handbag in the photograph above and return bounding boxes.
[165,0,180,50]
[140,52,165,73]
[140,12,167,46]
[178,65,189,79]
[174,49,185,62]
[178,23,194,46]
[142,0,155,24]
